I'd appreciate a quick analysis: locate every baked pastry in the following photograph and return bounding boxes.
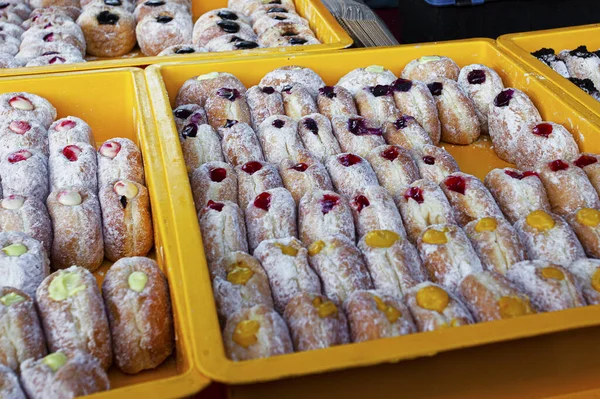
[248,3,297,23]
[193,19,256,47]
[0,21,24,38]
[77,5,137,57]
[298,189,355,246]
[278,157,333,203]
[350,185,406,239]
[382,115,433,150]
[223,305,293,361]
[514,210,585,265]
[336,65,396,96]
[211,34,260,51]
[396,179,456,243]
[416,223,483,292]
[20,29,85,55]
[515,122,580,170]
[463,217,526,275]
[365,145,419,200]
[440,172,504,227]
[354,85,400,125]
[297,114,341,162]
[0,11,22,26]
[0,92,56,128]
[401,55,460,82]
[102,257,174,374]
[0,195,53,254]
[281,83,318,121]
[391,78,441,144]
[49,142,98,193]
[176,72,246,108]
[48,116,93,153]
[193,8,249,31]
[238,0,296,15]
[260,30,317,47]
[220,121,264,167]
[458,271,535,322]
[253,12,308,36]
[173,104,206,132]
[0,118,48,157]
[307,234,372,303]
[330,115,385,157]
[254,237,321,313]
[259,66,325,98]
[198,200,248,266]
[212,251,274,321]
[532,47,570,78]
[558,46,600,91]
[358,229,426,298]
[574,153,600,196]
[0,54,22,68]
[136,10,193,56]
[427,78,480,145]
[97,137,145,188]
[405,281,473,331]
[325,153,379,199]
[245,187,297,252]
[46,188,104,271]
[23,7,77,30]
[0,33,21,57]
[158,43,206,55]
[36,266,112,369]
[134,0,188,21]
[565,208,600,258]
[235,160,283,210]
[257,115,305,164]
[180,123,224,173]
[0,149,48,202]
[413,144,460,184]
[0,365,25,399]
[0,287,46,371]
[245,85,284,130]
[537,159,600,217]
[484,168,551,225]
[284,292,350,351]
[316,85,357,119]
[205,86,252,129]
[15,42,83,63]
[487,88,542,164]
[505,260,585,311]
[99,180,153,262]
[344,290,416,342]
[25,53,85,66]
[457,64,505,134]
[20,351,110,399]
[568,258,600,305]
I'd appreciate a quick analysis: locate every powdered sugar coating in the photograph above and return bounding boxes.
[26,52,85,66]
[405,281,473,332]
[20,28,85,55]
[49,142,98,193]
[566,209,600,258]
[0,119,48,156]
[220,121,264,167]
[283,292,350,351]
[0,22,24,38]
[180,124,224,173]
[246,85,285,130]
[325,152,379,199]
[350,185,406,240]
[392,80,441,145]
[417,223,483,293]
[0,195,53,254]
[136,10,193,56]
[0,365,26,398]
[0,54,22,68]
[514,211,585,265]
[176,73,246,108]
[358,234,426,298]
[336,67,397,96]
[401,56,460,82]
[193,19,255,47]
[366,145,419,200]
[0,149,49,201]
[248,3,296,23]
[260,66,325,98]
[344,290,416,342]
[281,83,318,120]
[257,115,305,164]
[205,89,252,129]
[77,6,137,57]
[0,92,56,129]
[254,237,321,313]
[0,33,20,56]
[0,231,49,300]
[198,200,248,266]
[253,12,308,36]
[307,234,372,304]
[235,160,283,210]
[259,26,316,48]
[382,116,433,151]
[515,122,580,170]
[173,104,206,133]
[574,153,600,196]
[97,137,145,188]
[505,260,585,312]
[16,41,83,62]
[279,157,333,203]
[193,8,250,31]
[298,189,355,246]
[397,179,456,243]
[48,116,93,154]
[316,85,357,120]
[568,258,600,305]
[558,50,600,91]
[158,43,206,55]
[354,86,400,125]
[413,144,459,185]
[297,113,341,162]
[223,304,293,361]
[134,1,188,21]
[36,266,112,369]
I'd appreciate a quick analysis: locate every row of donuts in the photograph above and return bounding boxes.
[532,45,600,101]
[0,256,174,398]
[171,70,600,360]
[0,92,153,297]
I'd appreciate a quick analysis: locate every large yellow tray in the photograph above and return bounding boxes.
[0,68,209,398]
[0,0,352,77]
[498,24,600,122]
[145,38,600,385]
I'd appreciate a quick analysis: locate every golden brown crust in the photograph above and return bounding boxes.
[102,257,174,374]
[176,73,246,108]
[401,56,460,82]
[316,85,357,119]
[245,85,285,131]
[281,84,318,120]
[77,6,136,57]
[382,116,433,151]
[575,153,600,197]
[565,209,600,258]
[205,90,252,130]
[354,86,400,125]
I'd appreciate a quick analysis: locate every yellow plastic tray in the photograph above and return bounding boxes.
[0,68,210,398]
[0,0,352,78]
[145,38,600,385]
[498,24,600,123]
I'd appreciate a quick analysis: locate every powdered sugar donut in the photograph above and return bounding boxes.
[193,19,255,47]
[0,3,30,22]
[257,115,305,164]
[48,116,93,153]
[235,160,283,210]
[0,195,53,254]
[49,142,98,193]
[297,114,341,162]
[198,200,248,266]
[0,33,21,56]
[193,8,250,32]
[0,11,22,25]
[253,12,308,36]
[260,66,325,98]
[514,122,579,170]
[565,208,600,258]
[25,53,85,66]
[0,21,24,38]
[239,0,296,15]
[190,161,237,211]
[158,43,206,55]
[336,65,397,96]
[180,124,224,173]
[259,27,318,50]
[568,258,600,305]
[205,87,252,129]
[0,231,49,299]
[173,104,206,133]
[316,85,357,119]
[350,185,406,240]
[354,84,400,125]
[325,153,379,199]
[0,92,56,128]
[77,5,137,57]
[83,0,136,12]
[366,145,419,200]
[457,64,504,134]
[298,189,355,246]
[246,85,285,130]
[0,149,49,201]
[558,46,600,91]
[574,153,600,197]
[176,72,246,108]
[281,83,318,120]
[23,7,77,30]
[97,137,145,188]
[413,144,459,184]
[30,0,80,11]
[248,3,296,23]
[0,54,22,68]
[382,115,432,150]
[205,34,260,52]
[0,119,48,156]
[136,10,193,56]
[401,55,460,82]
[219,121,263,166]
[306,234,372,304]
[15,42,83,63]
[279,157,333,203]
[133,0,187,21]
[533,47,570,78]
[20,26,85,54]
[331,115,385,158]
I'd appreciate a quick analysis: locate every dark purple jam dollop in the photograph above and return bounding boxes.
[224,119,238,128]
[289,37,307,45]
[175,47,195,54]
[303,118,319,134]
[261,86,275,94]
[569,45,596,59]
[97,10,119,25]
[467,70,486,85]
[217,20,240,33]
[348,118,382,136]
[422,156,435,165]
[392,78,412,92]
[393,116,410,129]
[427,82,443,96]
[156,14,173,23]
[216,88,240,101]
[217,10,238,20]
[369,85,391,97]
[235,41,259,49]
[319,86,336,99]
[173,108,193,119]
[494,89,514,107]
[267,7,287,12]
[272,119,285,128]
[182,124,198,138]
